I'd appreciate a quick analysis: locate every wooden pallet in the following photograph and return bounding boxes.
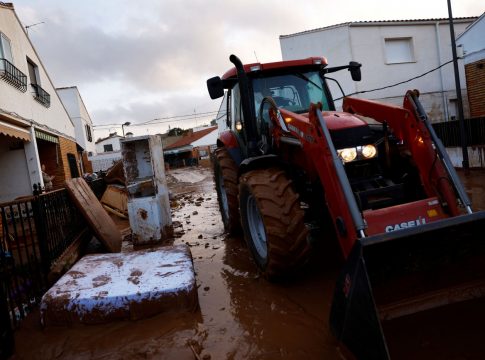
[65,178,121,252]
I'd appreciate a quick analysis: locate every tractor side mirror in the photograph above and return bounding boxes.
[349,62,362,82]
[207,76,224,99]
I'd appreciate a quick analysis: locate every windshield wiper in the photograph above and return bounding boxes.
[294,72,322,90]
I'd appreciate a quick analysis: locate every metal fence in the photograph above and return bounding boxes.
[433,117,485,147]
[0,188,92,359]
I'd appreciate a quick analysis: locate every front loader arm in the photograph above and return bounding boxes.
[342,95,460,216]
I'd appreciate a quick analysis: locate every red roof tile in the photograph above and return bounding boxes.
[165,126,217,150]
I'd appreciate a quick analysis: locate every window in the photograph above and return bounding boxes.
[103,144,113,152]
[27,57,50,107]
[27,57,40,85]
[0,32,13,65]
[384,38,415,64]
[0,32,27,92]
[85,124,92,142]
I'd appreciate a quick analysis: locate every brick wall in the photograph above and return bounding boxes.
[81,151,93,173]
[465,59,485,118]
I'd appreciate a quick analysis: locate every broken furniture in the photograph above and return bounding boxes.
[65,178,122,253]
[121,135,172,246]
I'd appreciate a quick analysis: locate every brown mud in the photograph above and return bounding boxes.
[12,166,485,359]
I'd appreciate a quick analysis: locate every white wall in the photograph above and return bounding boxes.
[457,15,485,64]
[281,25,356,96]
[0,136,32,202]
[280,19,474,120]
[57,87,96,154]
[89,151,122,172]
[191,129,218,147]
[0,5,75,138]
[95,136,122,153]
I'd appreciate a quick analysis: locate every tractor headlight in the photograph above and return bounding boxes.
[361,144,377,159]
[337,145,377,163]
[337,148,357,163]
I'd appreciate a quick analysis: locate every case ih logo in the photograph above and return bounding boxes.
[385,216,426,233]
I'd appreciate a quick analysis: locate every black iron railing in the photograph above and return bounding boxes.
[432,117,485,147]
[0,188,92,357]
[0,58,27,92]
[31,83,50,108]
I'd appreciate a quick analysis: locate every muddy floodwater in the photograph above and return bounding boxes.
[13,167,485,359]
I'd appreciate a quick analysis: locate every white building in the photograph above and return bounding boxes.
[56,86,96,155]
[0,3,80,202]
[90,133,123,172]
[279,17,477,123]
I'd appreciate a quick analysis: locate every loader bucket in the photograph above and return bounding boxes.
[330,211,485,360]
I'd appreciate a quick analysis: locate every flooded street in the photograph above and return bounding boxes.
[12,166,485,359]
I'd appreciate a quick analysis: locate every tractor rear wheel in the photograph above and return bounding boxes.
[214,147,240,234]
[239,168,310,279]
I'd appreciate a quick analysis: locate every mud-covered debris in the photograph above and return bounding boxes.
[212,245,220,250]
[186,220,191,224]
[196,197,204,202]
[198,234,203,239]
[195,202,202,207]
[192,211,198,215]
[172,221,182,228]
[203,286,210,291]
[205,243,209,248]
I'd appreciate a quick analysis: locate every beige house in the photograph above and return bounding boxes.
[0,2,81,201]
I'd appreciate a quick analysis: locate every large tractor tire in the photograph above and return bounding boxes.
[214,147,240,234]
[239,168,310,279]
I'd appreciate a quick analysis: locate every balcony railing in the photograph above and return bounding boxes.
[0,58,27,92]
[31,83,50,108]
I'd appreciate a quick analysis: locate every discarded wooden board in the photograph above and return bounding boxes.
[40,245,198,325]
[101,184,128,218]
[65,178,122,252]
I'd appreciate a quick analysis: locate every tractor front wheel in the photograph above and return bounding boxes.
[214,147,240,234]
[239,168,310,280]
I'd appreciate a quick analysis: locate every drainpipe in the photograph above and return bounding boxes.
[435,21,449,122]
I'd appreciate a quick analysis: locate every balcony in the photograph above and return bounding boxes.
[31,83,51,108]
[0,58,27,92]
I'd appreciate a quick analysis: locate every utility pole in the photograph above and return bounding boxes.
[447,0,469,170]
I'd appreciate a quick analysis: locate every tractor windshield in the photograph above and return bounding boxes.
[252,71,331,114]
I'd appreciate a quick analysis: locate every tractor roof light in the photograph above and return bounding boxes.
[235,121,243,131]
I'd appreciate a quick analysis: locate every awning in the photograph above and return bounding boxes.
[0,120,31,142]
[35,129,59,144]
[163,145,193,155]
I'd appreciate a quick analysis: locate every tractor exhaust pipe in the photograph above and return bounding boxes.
[229,55,258,156]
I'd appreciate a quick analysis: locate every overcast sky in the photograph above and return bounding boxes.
[12,0,483,139]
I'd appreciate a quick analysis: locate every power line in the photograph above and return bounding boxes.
[334,59,454,101]
[93,110,221,128]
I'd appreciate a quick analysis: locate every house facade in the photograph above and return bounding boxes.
[0,2,81,202]
[90,133,123,172]
[457,13,485,118]
[56,86,96,173]
[279,17,477,123]
[164,126,217,168]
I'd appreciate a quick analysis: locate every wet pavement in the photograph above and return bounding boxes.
[12,166,485,359]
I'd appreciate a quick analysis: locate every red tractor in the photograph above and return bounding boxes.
[207,55,485,359]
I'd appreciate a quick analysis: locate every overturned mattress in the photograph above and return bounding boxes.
[41,245,198,325]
